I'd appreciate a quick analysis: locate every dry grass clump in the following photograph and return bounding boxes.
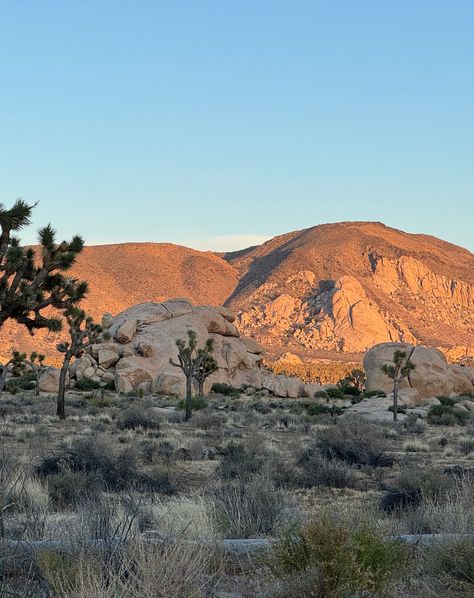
[211,475,294,538]
[117,405,161,430]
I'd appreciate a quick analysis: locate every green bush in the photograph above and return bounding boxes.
[75,378,101,391]
[363,390,387,398]
[314,390,329,400]
[437,396,458,406]
[210,383,241,397]
[338,384,361,396]
[305,402,343,417]
[428,404,469,426]
[270,514,407,596]
[325,387,346,399]
[176,396,208,411]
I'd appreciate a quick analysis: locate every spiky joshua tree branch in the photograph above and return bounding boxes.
[381,348,416,422]
[0,200,88,334]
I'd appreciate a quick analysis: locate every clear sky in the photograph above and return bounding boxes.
[0,1,473,252]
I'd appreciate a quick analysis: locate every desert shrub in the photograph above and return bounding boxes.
[297,449,358,489]
[75,378,101,391]
[381,467,453,513]
[177,396,208,411]
[249,400,272,414]
[139,465,179,495]
[305,402,343,417]
[428,404,469,426]
[437,395,458,406]
[192,410,226,430]
[216,441,267,481]
[460,439,474,455]
[36,437,140,492]
[211,476,290,538]
[210,383,240,397]
[314,390,329,399]
[47,470,96,508]
[325,387,346,399]
[270,513,407,596]
[363,390,387,398]
[317,419,393,467]
[403,412,427,434]
[139,440,176,463]
[117,406,161,430]
[36,538,218,598]
[425,539,474,594]
[337,384,360,396]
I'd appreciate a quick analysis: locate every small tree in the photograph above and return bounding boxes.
[29,352,46,396]
[0,350,26,398]
[337,368,366,393]
[0,200,88,334]
[169,330,215,421]
[56,308,102,419]
[193,339,218,397]
[381,348,416,422]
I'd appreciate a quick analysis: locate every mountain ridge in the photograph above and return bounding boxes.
[1,221,473,362]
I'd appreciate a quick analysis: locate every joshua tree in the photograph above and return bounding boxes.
[381,348,416,422]
[28,352,47,396]
[0,200,88,334]
[193,339,218,398]
[169,330,215,421]
[56,308,102,419]
[0,350,26,399]
[337,368,366,393]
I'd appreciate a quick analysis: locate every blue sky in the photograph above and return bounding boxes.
[0,1,473,251]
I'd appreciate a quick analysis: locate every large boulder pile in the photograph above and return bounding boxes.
[364,342,474,400]
[69,299,314,398]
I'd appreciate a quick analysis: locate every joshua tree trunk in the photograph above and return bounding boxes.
[185,375,193,422]
[57,359,70,420]
[393,379,399,422]
[35,370,40,396]
[198,378,205,398]
[0,368,7,400]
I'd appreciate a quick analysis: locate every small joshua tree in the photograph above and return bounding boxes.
[0,200,88,334]
[381,348,416,422]
[194,339,218,398]
[29,352,46,396]
[169,330,215,421]
[0,350,26,399]
[56,308,102,419]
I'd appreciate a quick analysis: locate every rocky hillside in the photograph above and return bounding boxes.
[223,222,474,359]
[1,222,473,362]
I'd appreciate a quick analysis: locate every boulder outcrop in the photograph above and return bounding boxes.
[69,299,310,398]
[365,342,474,400]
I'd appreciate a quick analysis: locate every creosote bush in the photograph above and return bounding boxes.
[270,512,407,596]
[297,449,359,489]
[428,404,470,426]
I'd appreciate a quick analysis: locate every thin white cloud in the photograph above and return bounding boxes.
[186,234,271,252]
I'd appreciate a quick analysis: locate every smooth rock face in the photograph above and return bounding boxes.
[365,342,474,399]
[72,299,306,397]
[39,368,68,393]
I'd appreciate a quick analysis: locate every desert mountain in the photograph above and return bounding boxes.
[1,222,473,362]
[224,222,474,359]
